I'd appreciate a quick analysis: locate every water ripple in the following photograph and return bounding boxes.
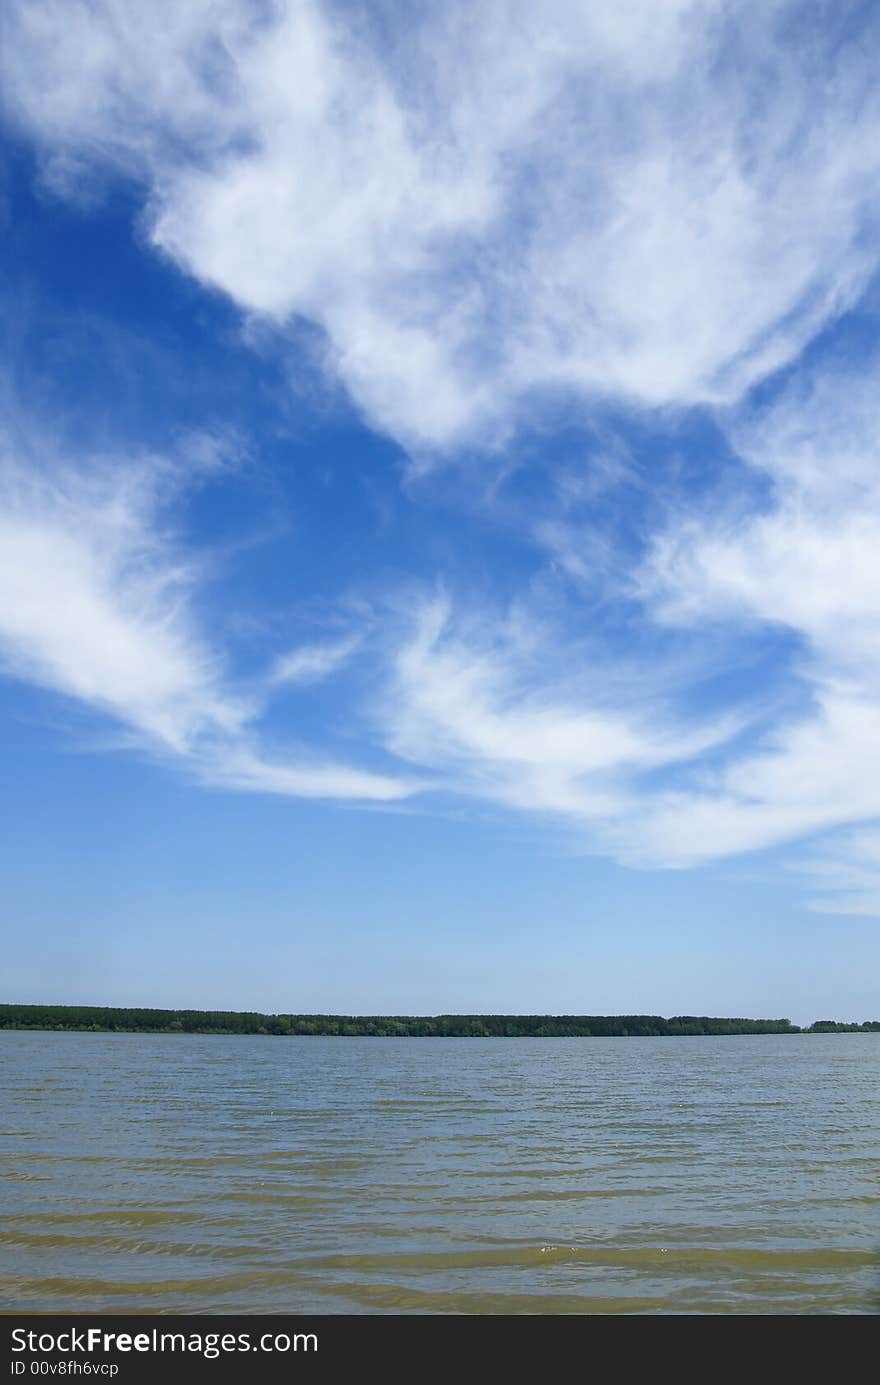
[1,1032,878,1314]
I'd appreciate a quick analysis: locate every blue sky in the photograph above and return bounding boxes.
[2,0,880,1022]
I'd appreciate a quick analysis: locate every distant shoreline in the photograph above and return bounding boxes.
[2,1004,878,1037]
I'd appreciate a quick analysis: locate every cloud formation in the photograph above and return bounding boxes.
[384,593,742,822]
[0,433,414,803]
[7,0,880,450]
[800,829,880,918]
[5,1,880,913]
[0,448,241,753]
[267,636,360,689]
[629,349,880,889]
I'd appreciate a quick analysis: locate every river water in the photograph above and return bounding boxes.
[1,1031,877,1314]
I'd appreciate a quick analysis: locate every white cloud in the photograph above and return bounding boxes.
[645,356,880,669]
[0,449,243,753]
[7,0,880,906]
[267,635,359,688]
[6,1,880,450]
[383,593,740,820]
[610,689,880,869]
[0,433,415,803]
[797,828,880,917]
[197,744,415,802]
[624,349,880,876]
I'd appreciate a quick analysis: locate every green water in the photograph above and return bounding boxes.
[1,1031,878,1314]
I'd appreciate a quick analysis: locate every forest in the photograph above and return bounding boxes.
[2,1005,878,1036]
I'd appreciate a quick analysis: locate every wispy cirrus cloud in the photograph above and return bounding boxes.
[0,430,415,803]
[797,827,880,918]
[6,0,880,918]
[621,347,880,887]
[382,592,744,822]
[645,356,880,669]
[197,743,416,803]
[609,690,880,869]
[0,448,243,754]
[267,635,360,690]
[6,1,880,452]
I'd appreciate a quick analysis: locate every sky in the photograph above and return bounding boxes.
[2,0,880,1023]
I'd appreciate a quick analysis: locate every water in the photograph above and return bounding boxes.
[1,1031,878,1314]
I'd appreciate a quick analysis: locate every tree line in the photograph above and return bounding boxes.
[1,1004,878,1036]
